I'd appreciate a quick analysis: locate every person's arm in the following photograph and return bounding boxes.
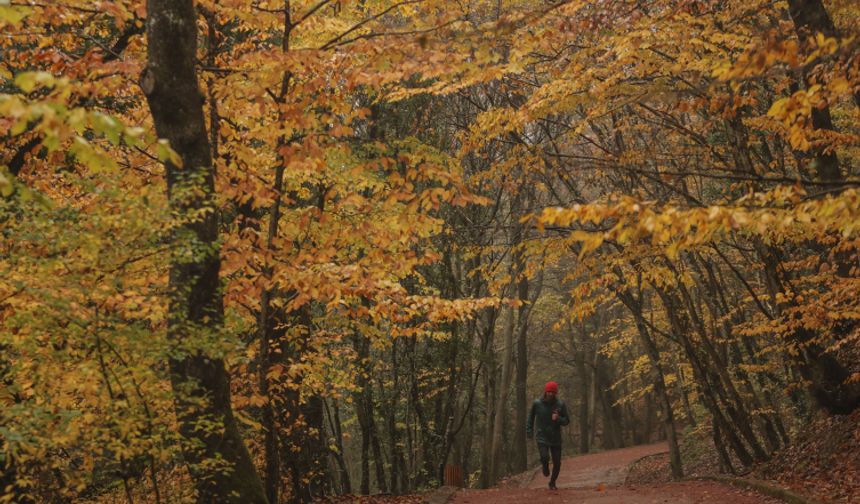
[527,401,536,439]
[557,401,570,426]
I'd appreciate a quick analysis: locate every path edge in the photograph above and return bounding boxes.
[623,448,823,504]
[622,448,670,487]
[694,475,824,504]
[426,464,541,503]
[421,485,460,504]
[520,466,542,489]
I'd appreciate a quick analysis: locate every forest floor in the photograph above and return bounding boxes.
[447,442,781,504]
[629,408,860,503]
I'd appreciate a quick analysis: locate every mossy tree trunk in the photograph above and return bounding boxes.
[141,1,267,502]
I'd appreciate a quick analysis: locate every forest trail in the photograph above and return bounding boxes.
[449,442,781,503]
[526,442,667,489]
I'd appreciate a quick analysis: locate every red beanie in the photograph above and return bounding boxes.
[544,381,558,394]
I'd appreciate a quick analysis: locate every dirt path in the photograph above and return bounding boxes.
[527,442,668,489]
[449,443,781,504]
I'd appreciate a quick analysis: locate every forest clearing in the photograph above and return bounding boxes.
[1,0,859,503]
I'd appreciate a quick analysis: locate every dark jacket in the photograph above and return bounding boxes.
[526,396,570,446]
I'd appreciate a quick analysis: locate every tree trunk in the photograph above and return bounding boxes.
[259,301,280,504]
[574,327,591,454]
[712,419,735,475]
[489,292,516,482]
[786,0,843,183]
[643,396,654,444]
[370,406,388,494]
[353,332,385,494]
[674,363,697,427]
[512,273,530,473]
[655,288,755,467]
[621,289,683,478]
[386,341,405,495]
[141,2,266,502]
[284,394,329,503]
[588,349,598,449]
[596,355,624,450]
[757,239,860,414]
[669,275,768,461]
[406,335,433,489]
[359,413,370,495]
[324,399,352,495]
[479,308,497,489]
[259,4,296,500]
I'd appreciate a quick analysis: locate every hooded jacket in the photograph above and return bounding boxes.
[526,396,570,446]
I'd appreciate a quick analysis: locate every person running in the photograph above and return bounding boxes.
[526,380,570,490]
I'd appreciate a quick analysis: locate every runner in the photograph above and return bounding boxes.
[526,381,570,490]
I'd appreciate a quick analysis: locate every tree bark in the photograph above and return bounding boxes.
[284,390,329,503]
[574,322,591,454]
[478,308,497,489]
[655,288,755,467]
[588,347,598,449]
[674,362,697,427]
[786,0,843,183]
[141,1,266,502]
[618,288,683,478]
[712,419,735,474]
[353,330,387,494]
[370,405,388,494]
[596,355,624,450]
[324,399,352,495]
[489,254,519,482]
[259,3,295,500]
[512,274,530,473]
[669,271,768,461]
[359,411,370,495]
[386,340,406,494]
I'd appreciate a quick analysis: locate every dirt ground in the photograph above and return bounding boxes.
[449,443,782,504]
[526,442,668,489]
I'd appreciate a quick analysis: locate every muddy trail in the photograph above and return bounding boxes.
[450,443,781,503]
